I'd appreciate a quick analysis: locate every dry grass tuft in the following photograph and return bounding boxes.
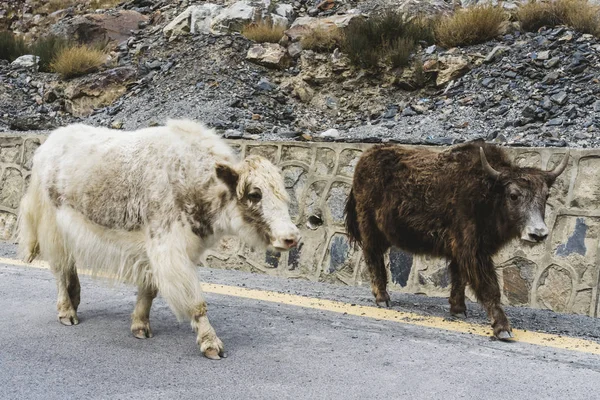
[36,0,76,14]
[435,5,507,48]
[242,20,286,43]
[518,0,600,36]
[89,0,123,10]
[300,27,343,52]
[50,45,106,79]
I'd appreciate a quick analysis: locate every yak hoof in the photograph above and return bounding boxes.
[59,316,79,326]
[451,312,467,320]
[204,348,221,360]
[496,330,514,341]
[133,328,153,339]
[375,300,391,308]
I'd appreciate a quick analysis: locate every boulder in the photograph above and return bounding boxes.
[275,4,295,21]
[435,55,471,87]
[64,66,137,117]
[246,43,290,69]
[285,12,364,41]
[163,5,194,37]
[211,1,256,33]
[191,4,223,34]
[280,76,315,102]
[11,55,39,68]
[52,10,148,46]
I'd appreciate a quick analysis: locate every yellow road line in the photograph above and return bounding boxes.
[2,257,599,356]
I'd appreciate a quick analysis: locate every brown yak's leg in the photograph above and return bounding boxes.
[362,232,391,307]
[448,259,467,318]
[468,256,513,340]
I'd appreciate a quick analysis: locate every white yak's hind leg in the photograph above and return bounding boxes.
[131,283,158,339]
[51,260,80,326]
[146,226,224,359]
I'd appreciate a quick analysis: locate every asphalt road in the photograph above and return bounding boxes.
[1,255,599,400]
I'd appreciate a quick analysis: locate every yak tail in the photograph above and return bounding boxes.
[16,172,42,263]
[344,189,361,247]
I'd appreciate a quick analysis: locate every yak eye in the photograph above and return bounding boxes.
[247,190,262,203]
[510,193,519,201]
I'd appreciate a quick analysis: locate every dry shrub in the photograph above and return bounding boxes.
[242,20,286,43]
[30,35,70,72]
[342,11,435,69]
[36,0,75,14]
[0,31,28,61]
[518,0,600,36]
[385,38,416,68]
[50,45,106,79]
[300,27,343,52]
[435,5,507,48]
[89,0,123,10]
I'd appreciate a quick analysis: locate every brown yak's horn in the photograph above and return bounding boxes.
[546,149,570,181]
[479,147,500,179]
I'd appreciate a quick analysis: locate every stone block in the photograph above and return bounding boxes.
[314,148,335,176]
[500,257,536,306]
[514,151,541,168]
[0,211,17,241]
[281,145,312,164]
[547,151,573,207]
[282,165,308,220]
[571,156,600,209]
[337,149,362,178]
[247,145,279,164]
[572,289,593,315]
[0,143,22,164]
[321,233,355,284]
[325,181,350,225]
[0,168,24,209]
[536,264,573,312]
[303,180,327,220]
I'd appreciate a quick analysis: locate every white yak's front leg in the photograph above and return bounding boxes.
[146,223,224,359]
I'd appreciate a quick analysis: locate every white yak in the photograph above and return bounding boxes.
[17,119,300,359]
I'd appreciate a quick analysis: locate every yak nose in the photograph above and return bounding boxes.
[284,238,298,249]
[528,227,549,242]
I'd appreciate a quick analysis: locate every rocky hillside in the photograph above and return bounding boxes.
[2,0,600,147]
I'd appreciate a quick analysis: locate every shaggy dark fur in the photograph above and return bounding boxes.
[345,140,569,339]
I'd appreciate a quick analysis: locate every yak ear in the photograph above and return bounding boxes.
[215,163,239,193]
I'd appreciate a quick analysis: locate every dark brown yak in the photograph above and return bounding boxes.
[344,140,569,339]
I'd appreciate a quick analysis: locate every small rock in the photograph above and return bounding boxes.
[319,128,339,138]
[401,107,417,117]
[247,43,290,69]
[425,45,437,55]
[541,97,553,110]
[481,78,495,88]
[504,71,517,79]
[551,91,568,106]
[593,100,600,112]
[547,118,563,126]
[11,55,38,68]
[484,46,509,63]
[288,42,302,58]
[537,50,550,60]
[544,57,560,68]
[542,71,560,85]
[111,120,123,129]
[257,77,274,91]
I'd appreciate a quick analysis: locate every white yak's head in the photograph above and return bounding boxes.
[216,155,300,252]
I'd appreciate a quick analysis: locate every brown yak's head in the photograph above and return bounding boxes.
[480,148,569,243]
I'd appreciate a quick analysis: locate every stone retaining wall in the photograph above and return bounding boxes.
[1,133,598,318]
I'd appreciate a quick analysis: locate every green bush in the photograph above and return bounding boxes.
[342,11,435,69]
[0,31,28,62]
